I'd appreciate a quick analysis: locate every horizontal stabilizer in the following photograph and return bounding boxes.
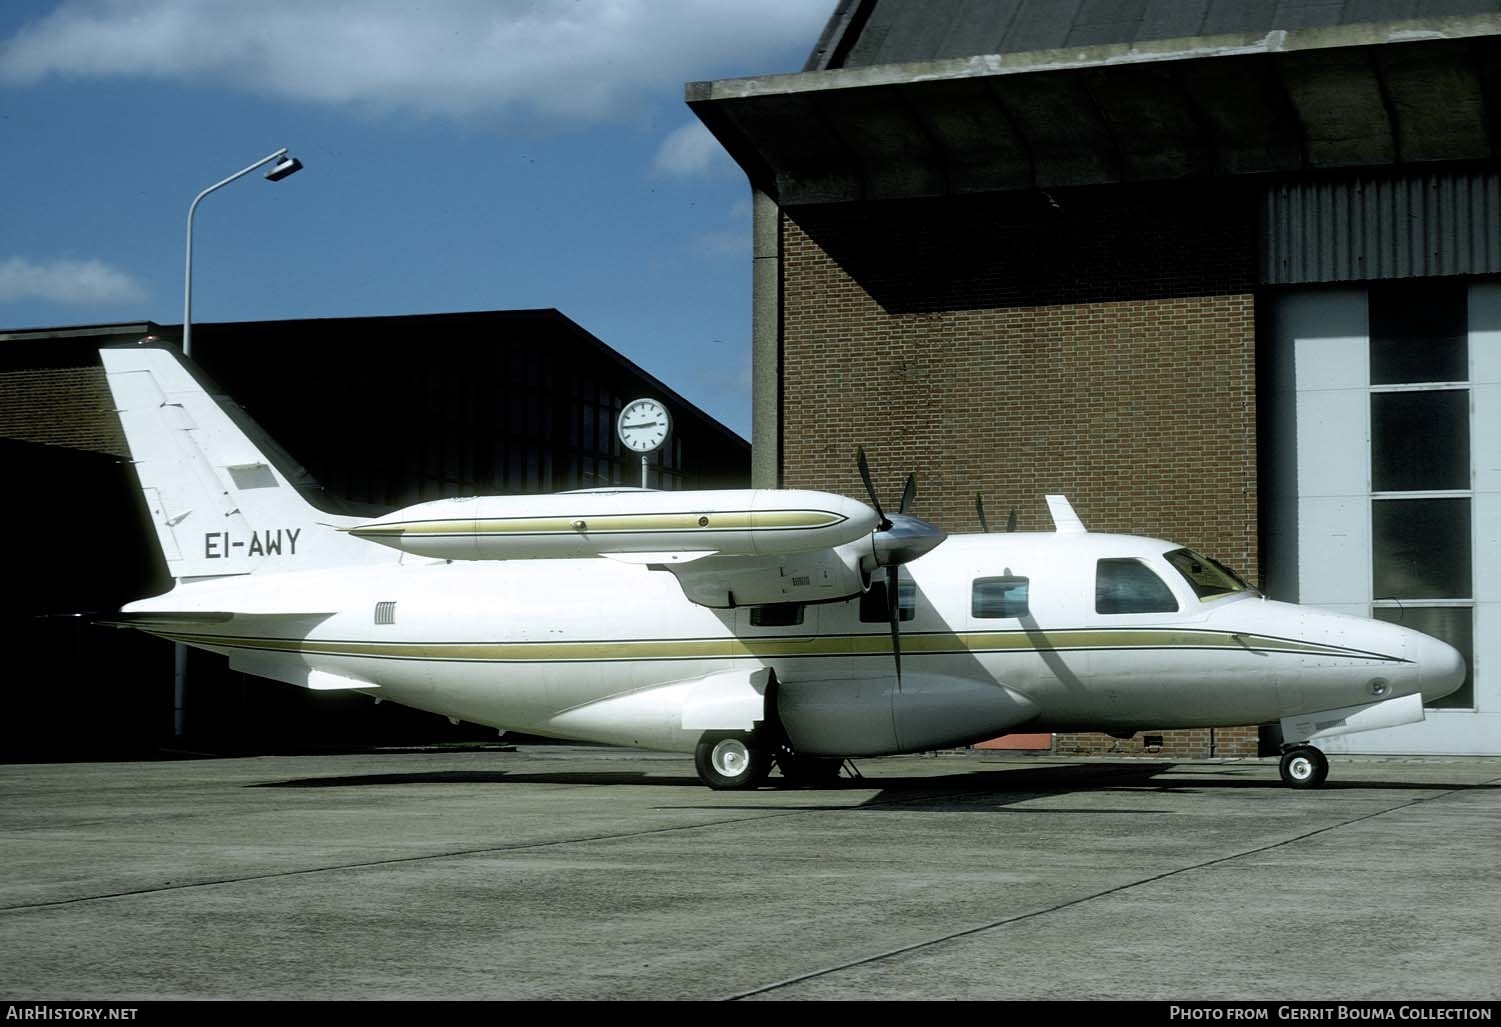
[97,611,233,628]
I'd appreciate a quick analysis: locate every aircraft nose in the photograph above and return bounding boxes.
[1412,631,1466,704]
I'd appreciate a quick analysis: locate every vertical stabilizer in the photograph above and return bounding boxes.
[101,343,383,580]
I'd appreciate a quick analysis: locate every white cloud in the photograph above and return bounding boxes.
[0,257,147,305]
[0,1,829,124]
[652,119,723,177]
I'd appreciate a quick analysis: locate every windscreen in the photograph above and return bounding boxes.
[1163,548,1248,600]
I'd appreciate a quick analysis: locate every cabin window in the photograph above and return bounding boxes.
[750,603,805,627]
[972,577,1029,619]
[859,577,915,623]
[1095,559,1179,614]
[1163,549,1247,600]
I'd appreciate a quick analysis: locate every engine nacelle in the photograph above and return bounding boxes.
[777,674,1041,756]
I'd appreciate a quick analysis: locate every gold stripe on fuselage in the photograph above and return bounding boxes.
[133,626,1408,665]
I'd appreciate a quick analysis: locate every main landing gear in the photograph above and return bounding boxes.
[1278,744,1329,789]
[692,731,847,790]
[693,732,773,790]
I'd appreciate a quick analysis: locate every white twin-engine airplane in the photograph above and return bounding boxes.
[100,344,1465,791]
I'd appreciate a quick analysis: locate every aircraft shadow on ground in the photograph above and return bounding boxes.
[251,760,1176,802]
[1153,774,1501,792]
[248,761,1500,800]
[669,761,1182,812]
[252,770,688,788]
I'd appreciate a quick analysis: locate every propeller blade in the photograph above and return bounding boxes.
[856,447,890,530]
[898,473,916,516]
[886,564,902,689]
[1006,509,1018,533]
[976,493,990,533]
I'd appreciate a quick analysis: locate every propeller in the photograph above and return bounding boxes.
[975,492,1018,533]
[855,449,925,689]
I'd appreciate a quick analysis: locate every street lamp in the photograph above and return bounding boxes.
[173,146,302,740]
[182,146,303,357]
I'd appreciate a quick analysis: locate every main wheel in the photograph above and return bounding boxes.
[694,733,772,791]
[1279,745,1329,789]
[776,753,845,787]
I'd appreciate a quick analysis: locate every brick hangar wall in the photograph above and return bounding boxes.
[778,183,1260,760]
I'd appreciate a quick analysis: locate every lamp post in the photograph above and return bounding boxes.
[173,146,303,740]
[182,146,302,357]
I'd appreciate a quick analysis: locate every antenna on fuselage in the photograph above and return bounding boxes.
[1046,495,1087,534]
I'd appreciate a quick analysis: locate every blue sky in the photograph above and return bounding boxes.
[0,2,832,438]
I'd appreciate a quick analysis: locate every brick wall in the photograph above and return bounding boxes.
[0,367,128,458]
[1052,726,1261,760]
[778,184,1263,758]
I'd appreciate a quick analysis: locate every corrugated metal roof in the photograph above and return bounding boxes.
[808,0,1501,70]
[1262,171,1501,283]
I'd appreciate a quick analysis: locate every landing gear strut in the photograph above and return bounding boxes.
[1279,744,1329,789]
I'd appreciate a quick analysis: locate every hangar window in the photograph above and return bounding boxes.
[1095,559,1179,615]
[750,603,805,627]
[972,577,1029,619]
[859,577,915,623]
[1368,280,1474,709]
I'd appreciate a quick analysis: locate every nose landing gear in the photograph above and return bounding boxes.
[1279,744,1329,789]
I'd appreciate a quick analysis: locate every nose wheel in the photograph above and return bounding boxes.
[1279,745,1329,789]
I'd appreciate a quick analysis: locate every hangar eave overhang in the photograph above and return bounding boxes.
[687,14,1501,205]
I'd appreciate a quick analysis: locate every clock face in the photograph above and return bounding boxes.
[618,399,670,453]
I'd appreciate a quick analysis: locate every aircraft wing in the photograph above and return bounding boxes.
[341,485,945,609]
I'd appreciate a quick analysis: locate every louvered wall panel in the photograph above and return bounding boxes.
[1263,173,1501,284]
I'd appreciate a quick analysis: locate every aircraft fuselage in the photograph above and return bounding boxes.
[127,531,1462,757]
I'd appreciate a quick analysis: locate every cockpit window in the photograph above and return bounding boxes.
[1163,548,1248,600]
[1095,559,1180,614]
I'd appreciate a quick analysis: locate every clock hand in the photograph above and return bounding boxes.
[623,421,660,429]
